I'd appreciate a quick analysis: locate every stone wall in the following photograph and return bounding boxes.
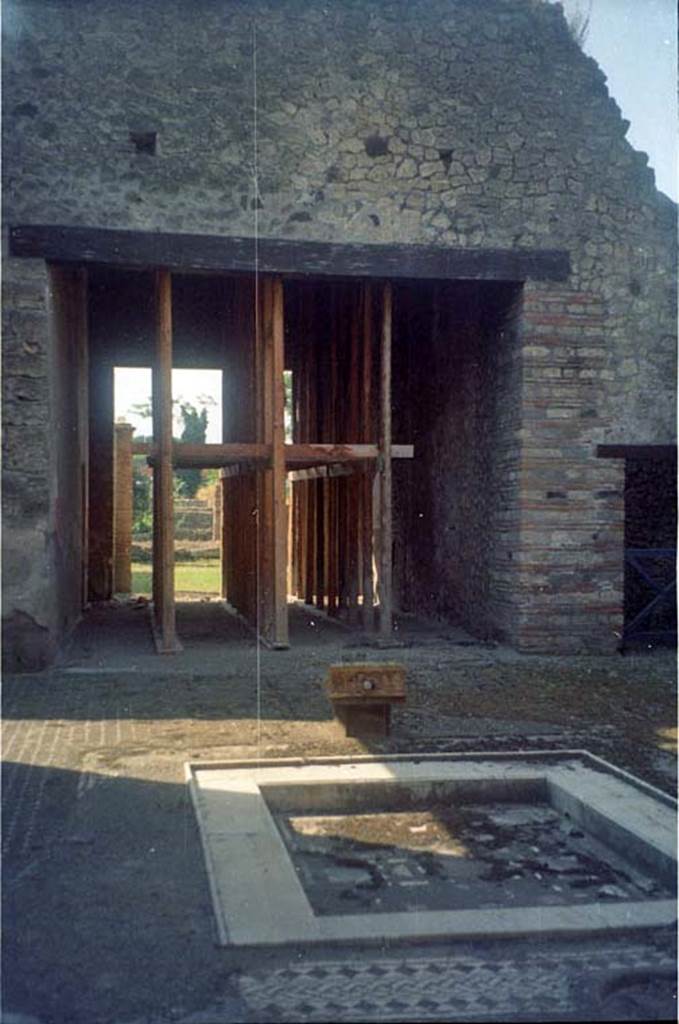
[4,0,675,440]
[2,260,88,670]
[393,281,523,642]
[2,256,55,669]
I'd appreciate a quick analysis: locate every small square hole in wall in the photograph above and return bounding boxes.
[130,131,157,155]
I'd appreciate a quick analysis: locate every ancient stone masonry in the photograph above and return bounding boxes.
[2,0,676,666]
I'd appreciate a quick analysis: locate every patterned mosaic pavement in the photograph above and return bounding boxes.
[235,943,677,1022]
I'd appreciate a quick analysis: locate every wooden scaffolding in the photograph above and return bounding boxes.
[145,270,412,653]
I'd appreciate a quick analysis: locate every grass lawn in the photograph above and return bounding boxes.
[131,559,221,595]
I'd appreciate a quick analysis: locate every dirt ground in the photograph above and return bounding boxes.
[2,601,676,1024]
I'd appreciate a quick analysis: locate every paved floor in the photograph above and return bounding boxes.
[2,601,677,1023]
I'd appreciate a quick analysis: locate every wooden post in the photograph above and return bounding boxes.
[347,293,360,621]
[328,286,339,615]
[151,357,161,614]
[256,278,272,637]
[379,281,393,636]
[361,283,374,627]
[152,269,180,652]
[271,276,289,647]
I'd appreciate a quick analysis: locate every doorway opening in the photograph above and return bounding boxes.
[113,366,224,603]
[53,264,524,655]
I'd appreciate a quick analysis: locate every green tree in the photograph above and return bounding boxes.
[564,0,592,48]
[176,401,208,497]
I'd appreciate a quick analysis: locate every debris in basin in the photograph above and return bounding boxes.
[599,884,628,898]
[274,796,667,917]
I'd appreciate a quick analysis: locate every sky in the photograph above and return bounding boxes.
[115,368,223,443]
[559,0,677,200]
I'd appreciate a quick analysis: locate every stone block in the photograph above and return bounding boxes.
[326,663,406,737]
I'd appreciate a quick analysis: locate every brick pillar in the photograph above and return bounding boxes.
[512,282,625,653]
[113,422,134,594]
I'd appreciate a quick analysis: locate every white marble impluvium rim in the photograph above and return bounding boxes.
[186,751,677,948]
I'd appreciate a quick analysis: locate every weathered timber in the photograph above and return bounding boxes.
[152,269,180,653]
[256,278,274,641]
[271,276,289,648]
[10,223,571,282]
[379,281,393,637]
[361,282,374,626]
[143,441,414,469]
[597,444,676,461]
[146,442,270,467]
[284,443,413,466]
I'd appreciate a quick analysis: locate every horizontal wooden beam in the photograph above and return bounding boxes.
[147,443,271,468]
[9,223,570,282]
[285,443,414,467]
[597,444,676,461]
[145,441,414,470]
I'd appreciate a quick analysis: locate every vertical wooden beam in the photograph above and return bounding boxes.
[153,269,180,652]
[347,290,360,621]
[328,286,339,615]
[379,281,393,636]
[361,282,374,626]
[75,269,90,610]
[306,289,320,608]
[271,277,289,647]
[256,278,272,636]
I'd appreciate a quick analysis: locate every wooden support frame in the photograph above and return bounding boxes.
[597,445,676,461]
[379,281,393,636]
[253,276,290,648]
[270,277,289,648]
[151,269,181,653]
[361,283,375,627]
[141,441,413,470]
[104,266,413,649]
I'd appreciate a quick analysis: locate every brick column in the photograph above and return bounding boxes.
[513,282,625,654]
[113,422,134,594]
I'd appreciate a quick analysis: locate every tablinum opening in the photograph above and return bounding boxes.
[81,270,522,651]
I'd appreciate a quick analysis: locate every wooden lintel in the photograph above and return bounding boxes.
[597,444,676,461]
[10,223,571,282]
